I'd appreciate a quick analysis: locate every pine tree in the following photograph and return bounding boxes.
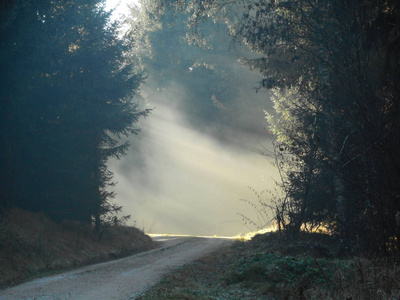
[0,1,150,227]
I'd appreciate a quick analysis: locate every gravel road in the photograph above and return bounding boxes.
[0,236,232,300]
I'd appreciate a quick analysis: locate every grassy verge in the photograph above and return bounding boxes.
[138,232,400,300]
[0,208,155,288]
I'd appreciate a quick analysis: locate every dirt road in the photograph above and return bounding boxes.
[0,236,232,300]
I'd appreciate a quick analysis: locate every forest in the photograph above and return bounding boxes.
[1,0,400,255]
[0,0,151,230]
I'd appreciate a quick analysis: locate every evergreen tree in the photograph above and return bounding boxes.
[125,0,244,135]
[156,0,400,252]
[0,1,150,228]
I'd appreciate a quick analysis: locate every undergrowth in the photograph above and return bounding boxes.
[0,208,154,288]
[139,232,400,300]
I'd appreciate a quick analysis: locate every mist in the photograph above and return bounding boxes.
[104,3,280,236]
[108,73,279,236]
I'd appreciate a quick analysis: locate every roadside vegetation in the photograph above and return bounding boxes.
[0,208,154,288]
[1,2,399,298]
[0,2,154,290]
[134,0,400,256]
[139,231,400,300]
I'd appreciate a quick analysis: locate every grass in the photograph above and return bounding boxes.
[136,243,263,300]
[2,209,399,299]
[0,208,155,288]
[138,232,400,300]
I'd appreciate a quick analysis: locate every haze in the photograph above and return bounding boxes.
[106,0,278,236]
[109,81,278,236]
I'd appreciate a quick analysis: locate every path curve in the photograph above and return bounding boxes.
[0,236,232,300]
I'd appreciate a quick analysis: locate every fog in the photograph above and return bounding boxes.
[105,1,279,236]
[108,74,279,236]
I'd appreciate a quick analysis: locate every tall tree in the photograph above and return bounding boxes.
[0,1,150,228]
[153,0,400,252]
[125,0,253,139]
[238,0,400,250]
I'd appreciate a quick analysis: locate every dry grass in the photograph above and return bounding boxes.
[0,208,154,288]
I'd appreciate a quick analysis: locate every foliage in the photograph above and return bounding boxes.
[227,253,353,295]
[163,0,400,254]
[125,0,253,137]
[264,88,337,236]
[0,1,150,227]
[139,232,400,299]
[256,0,400,253]
[0,208,154,288]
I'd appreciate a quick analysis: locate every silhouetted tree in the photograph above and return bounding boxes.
[153,0,400,253]
[0,0,150,229]
[125,0,244,134]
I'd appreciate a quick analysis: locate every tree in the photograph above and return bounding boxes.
[125,0,251,138]
[153,0,400,252]
[246,0,400,251]
[265,88,337,237]
[0,0,150,229]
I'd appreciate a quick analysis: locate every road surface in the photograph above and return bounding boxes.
[0,236,232,300]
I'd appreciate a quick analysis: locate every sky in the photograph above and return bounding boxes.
[105,0,279,237]
[105,0,140,19]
